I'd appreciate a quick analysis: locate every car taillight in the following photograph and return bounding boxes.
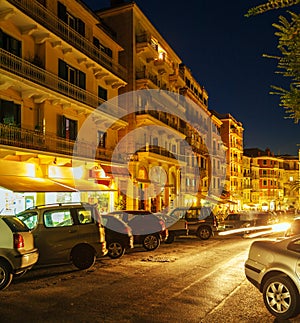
[13,233,24,249]
[159,220,166,230]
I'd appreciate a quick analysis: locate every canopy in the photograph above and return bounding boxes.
[51,178,116,191]
[0,175,77,192]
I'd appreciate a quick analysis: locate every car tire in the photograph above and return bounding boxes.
[165,232,175,244]
[0,260,13,291]
[196,226,212,240]
[263,275,300,320]
[143,234,160,251]
[71,245,96,270]
[107,241,125,259]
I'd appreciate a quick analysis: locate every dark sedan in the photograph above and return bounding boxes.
[108,210,168,251]
[101,214,134,258]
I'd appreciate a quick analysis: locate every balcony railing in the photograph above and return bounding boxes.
[0,49,123,118]
[7,0,127,80]
[0,124,125,162]
[137,145,186,162]
[136,110,189,137]
[136,33,158,52]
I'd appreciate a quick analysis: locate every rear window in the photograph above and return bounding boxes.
[16,212,38,230]
[2,217,30,232]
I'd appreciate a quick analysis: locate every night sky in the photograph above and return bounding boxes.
[84,0,300,156]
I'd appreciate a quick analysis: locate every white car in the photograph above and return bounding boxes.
[0,216,39,290]
[245,235,300,320]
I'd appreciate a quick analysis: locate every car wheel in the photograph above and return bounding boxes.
[196,226,212,240]
[263,275,300,320]
[0,260,13,290]
[165,232,175,244]
[107,241,125,259]
[71,245,96,270]
[143,234,160,251]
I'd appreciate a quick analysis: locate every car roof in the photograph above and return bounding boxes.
[20,202,93,211]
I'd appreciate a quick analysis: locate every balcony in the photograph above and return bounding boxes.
[0,49,125,119]
[137,145,185,164]
[136,33,159,60]
[0,123,124,162]
[7,0,127,81]
[136,70,159,89]
[135,110,188,137]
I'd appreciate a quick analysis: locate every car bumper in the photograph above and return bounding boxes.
[13,248,39,273]
[244,260,264,291]
[95,241,108,257]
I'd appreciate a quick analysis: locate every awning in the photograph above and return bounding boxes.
[101,164,131,178]
[51,178,116,191]
[0,175,77,192]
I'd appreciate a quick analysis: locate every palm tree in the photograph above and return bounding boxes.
[246,1,300,122]
[245,0,300,17]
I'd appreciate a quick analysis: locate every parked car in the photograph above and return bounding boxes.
[219,212,277,231]
[163,206,217,243]
[285,218,300,237]
[245,235,300,320]
[109,210,168,251]
[0,215,39,290]
[101,214,134,258]
[16,203,107,270]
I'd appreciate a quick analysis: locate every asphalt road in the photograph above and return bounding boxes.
[1,234,299,323]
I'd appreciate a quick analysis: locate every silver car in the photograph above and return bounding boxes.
[245,235,300,320]
[0,216,39,290]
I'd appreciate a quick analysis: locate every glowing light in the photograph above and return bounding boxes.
[218,225,272,236]
[272,222,291,232]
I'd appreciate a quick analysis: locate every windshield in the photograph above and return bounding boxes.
[2,216,30,232]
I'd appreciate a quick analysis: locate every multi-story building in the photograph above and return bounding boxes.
[210,111,244,210]
[0,0,128,213]
[244,148,286,211]
[242,154,252,209]
[279,154,299,211]
[97,0,225,211]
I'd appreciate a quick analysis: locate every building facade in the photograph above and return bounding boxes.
[0,0,128,213]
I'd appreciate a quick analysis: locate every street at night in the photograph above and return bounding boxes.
[1,234,299,323]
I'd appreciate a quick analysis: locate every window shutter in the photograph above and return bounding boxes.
[0,29,3,49]
[57,2,67,22]
[57,115,66,137]
[58,59,67,80]
[76,18,85,36]
[78,71,86,90]
[69,119,78,141]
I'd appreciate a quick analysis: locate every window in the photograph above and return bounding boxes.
[17,212,38,230]
[93,37,112,58]
[0,30,21,57]
[0,99,21,126]
[58,59,86,89]
[57,115,78,140]
[77,209,93,224]
[44,210,73,227]
[98,86,107,101]
[263,180,267,186]
[57,2,85,36]
[97,130,106,148]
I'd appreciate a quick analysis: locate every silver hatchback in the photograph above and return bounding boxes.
[0,216,38,290]
[245,235,300,320]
